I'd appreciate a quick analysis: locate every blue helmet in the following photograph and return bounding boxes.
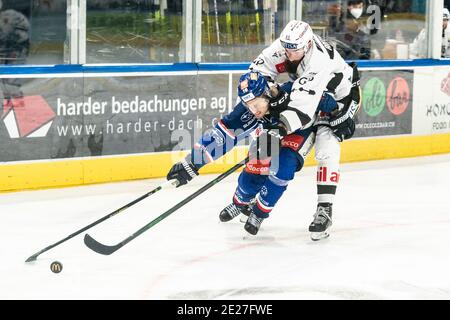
[237,71,270,103]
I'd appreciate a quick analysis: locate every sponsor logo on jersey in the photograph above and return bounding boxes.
[281,134,304,151]
[245,158,270,175]
[2,95,55,138]
[240,111,254,123]
[386,77,410,116]
[275,62,286,73]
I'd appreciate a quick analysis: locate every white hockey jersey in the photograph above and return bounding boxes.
[410,27,450,59]
[249,34,354,133]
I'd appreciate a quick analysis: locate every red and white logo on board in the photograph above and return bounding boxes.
[1,95,55,138]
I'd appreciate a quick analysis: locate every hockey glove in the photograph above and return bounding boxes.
[317,92,338,113]
[264,122,288,141]
[268,86,289,119]
[261,115,288,140]
[166,157,199,187]
[329,109,356,142]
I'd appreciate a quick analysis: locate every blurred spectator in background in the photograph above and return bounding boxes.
[0,0,30,102]
[0,0,30,65]
[410,7,450,59]
[330,0,375,60]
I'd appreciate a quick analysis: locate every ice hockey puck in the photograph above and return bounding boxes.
[50,261,63,273]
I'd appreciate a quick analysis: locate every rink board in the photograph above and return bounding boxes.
[1,60,450,192]
[2,133,450,192]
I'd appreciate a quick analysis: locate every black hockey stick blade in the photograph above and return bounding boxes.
[25,254,39,263]
[25,179,178,262]
[84,234,121,255]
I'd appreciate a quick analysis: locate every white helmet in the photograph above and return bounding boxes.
[279,20,314,51]
[444,8,450,21]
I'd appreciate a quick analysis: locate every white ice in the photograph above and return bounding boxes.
[1,154,450,300]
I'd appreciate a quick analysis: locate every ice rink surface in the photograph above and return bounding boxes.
[1,154,450,300]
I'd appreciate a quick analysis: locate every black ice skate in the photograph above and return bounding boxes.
[219,202,252,222]
[244,211,264,235]
[309,203,333,241]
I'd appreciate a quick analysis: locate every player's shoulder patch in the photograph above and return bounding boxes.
[275,62,286,73]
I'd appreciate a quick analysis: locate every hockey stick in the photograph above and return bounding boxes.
[84,156,249,255]
[25,179,179,262]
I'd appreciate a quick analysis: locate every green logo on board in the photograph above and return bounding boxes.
[363,77,386,117]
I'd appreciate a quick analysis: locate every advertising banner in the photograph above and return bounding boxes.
[0,74,230,162]
[354,70,414,138]
[413,67,450,135]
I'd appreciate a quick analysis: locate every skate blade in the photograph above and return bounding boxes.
[310,231,330,241]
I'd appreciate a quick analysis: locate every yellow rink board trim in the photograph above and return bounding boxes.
[1,133,450,192]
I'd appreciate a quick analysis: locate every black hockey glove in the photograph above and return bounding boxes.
[261,114,288,140]
[265,86,290,139]
[264,122,288,140]
[166,157,199,187]
[329,109,356,142]
[268,86,290,119]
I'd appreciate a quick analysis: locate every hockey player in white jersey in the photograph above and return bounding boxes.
[410,8,450,59]
[248,20,361,240]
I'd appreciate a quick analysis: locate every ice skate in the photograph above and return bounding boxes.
[309,203,332,241]
[244,211,264,235]
[219,202,252,222]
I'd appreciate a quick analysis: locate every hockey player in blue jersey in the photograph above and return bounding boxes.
[166,70,339,236]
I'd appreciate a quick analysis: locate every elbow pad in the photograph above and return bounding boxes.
[278,108,313,134]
